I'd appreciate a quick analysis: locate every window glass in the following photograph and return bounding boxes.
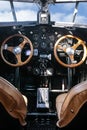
[0,1,14,22]
[13,2,39,21]
[0,0,87,24]
[49,2,87,24]
[49,3,75,22]
[75,2,87,24]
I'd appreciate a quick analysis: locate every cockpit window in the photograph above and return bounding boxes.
[75,2,87,24]
[49,2,87,24]
[13,2,39,21]
[0,1,14,22]
[0,1,39,22]
[0,0,87,24]
[49,3,75,23]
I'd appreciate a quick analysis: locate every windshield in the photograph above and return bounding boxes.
[49,2,87,24]
[0,0,87,24]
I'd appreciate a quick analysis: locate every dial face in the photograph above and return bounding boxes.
[49,35,55,42]
[33,34,39,41]
[33,42,39,48]
[41,42,47,49]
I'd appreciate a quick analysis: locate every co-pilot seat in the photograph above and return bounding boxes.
[56,80,87,128]
[0,76,28,129]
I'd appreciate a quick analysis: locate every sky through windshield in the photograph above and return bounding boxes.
[0,0,87,24]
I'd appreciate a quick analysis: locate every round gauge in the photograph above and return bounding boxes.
[33,42,39,48]
[49,35,55,42]
[49,42,54,49]
[41,42,47,49]
[33,34,39,41]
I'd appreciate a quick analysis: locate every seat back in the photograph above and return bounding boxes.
[0,76,27,126]
[56,80,87,128]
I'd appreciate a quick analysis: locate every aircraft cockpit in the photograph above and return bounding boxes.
[0,0,87,130]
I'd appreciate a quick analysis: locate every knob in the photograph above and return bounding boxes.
[33,68,40,75]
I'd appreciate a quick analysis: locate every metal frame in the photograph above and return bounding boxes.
[1,0,87,3]
[54,0,87,3]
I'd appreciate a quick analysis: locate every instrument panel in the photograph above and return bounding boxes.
[0,24,87,87]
